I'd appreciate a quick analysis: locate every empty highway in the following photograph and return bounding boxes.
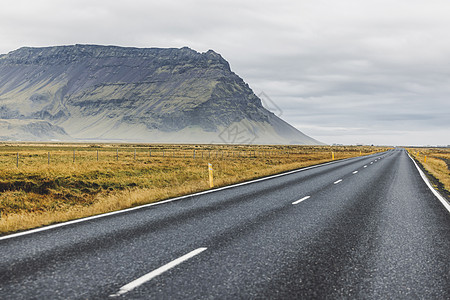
[0,149,449,299]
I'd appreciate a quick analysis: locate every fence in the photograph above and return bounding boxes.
[7,149,294,167]
[0,145,378,168]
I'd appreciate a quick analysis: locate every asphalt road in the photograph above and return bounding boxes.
[0,148,449,299]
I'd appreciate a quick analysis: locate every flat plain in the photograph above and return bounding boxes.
[0,143,388,234]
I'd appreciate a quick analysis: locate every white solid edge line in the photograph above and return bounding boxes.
[0,158,348,241]
[109,247,207,297]
[292,196,311,205]
[0,152,383,241]
[352,171,358,174]
[407,153,450,213]
[334,179,343,184]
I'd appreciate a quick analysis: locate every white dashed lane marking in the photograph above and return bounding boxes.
[110,248,208,297]
[292,196,311,205]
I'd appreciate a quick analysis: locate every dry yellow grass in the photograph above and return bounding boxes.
[0,143,387,234]
[408,148,450,194]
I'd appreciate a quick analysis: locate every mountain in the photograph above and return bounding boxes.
[0,119,68,141]
[0,44,322,144]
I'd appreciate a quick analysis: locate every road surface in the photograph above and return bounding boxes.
[0,148,449,299]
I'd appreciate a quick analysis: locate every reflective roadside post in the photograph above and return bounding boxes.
[208,163,214,188]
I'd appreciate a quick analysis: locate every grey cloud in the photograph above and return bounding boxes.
[0,0,449,145]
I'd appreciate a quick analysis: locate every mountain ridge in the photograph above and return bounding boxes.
[0,44,322,144]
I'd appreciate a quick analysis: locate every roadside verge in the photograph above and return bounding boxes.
[408,153,450,213]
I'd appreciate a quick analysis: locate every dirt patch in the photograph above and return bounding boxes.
[0,180,54,195]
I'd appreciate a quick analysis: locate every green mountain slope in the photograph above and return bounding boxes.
[0,45,322,144]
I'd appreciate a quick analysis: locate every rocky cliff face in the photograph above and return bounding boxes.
[0,45,322,144]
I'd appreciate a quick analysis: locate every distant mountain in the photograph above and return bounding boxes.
[0,119,68,141]
[0,44,322,144]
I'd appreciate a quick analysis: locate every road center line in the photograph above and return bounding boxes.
[334,179,343,184]
[352,171,358,174]
[292,196,311,205]
[109,247,207,298]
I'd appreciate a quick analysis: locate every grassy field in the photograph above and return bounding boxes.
[408,147,450,196]
[0,143,388,234]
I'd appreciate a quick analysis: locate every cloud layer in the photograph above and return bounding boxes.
[1,0,449,145]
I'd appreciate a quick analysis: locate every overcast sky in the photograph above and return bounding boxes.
[1,0,449,146]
